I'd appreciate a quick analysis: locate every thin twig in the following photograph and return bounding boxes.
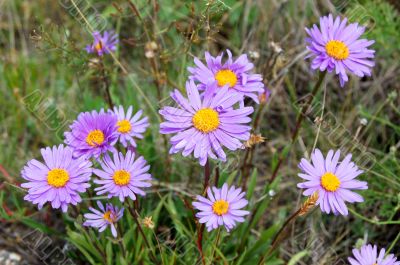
[257,209,302,264]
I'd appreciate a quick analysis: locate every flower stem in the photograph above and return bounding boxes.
[268,71,326,185]
[117,225,127,258]
[241,99,267,189]
[257,209,302,264]
[203,160,211,194]
[196,224,206,265]
[127,202,158,263]
[197,160,211,265]
[209,228,222,264]
[98,57,114,109]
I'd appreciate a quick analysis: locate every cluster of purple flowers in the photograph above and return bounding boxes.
[159,48,272,231]
[21,105,150,237]
[19,18,397,264]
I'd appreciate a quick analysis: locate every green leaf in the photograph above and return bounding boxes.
[288,250,308,265]
[247,169,258,199]
[106,241,113,265]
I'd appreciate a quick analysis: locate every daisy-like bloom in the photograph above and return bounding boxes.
[305,14,375,87]
[111,105,149,147]
[348,244,399,265]
[83,201,124,238]
[21,145,92,212]
[188,50,264,103]
[297,149,368,215]
[64,110,118,159]
[93,151,152,202]
[159,81,253,166]
[85,31,118,56]
[192,183,249,232]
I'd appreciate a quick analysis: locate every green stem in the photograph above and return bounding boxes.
[268,71,326,184]
[387,230,400,253]
[127,202,158,263]
[209,228,222,264]
[349,208,400,225]
[117,225,127,258]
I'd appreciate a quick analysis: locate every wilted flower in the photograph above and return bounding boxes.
[85,31,118,56]
[111,105,149,147]
[188,50,264,103]
[244,134,265,148]
[142,216,155,229]
[348,244,399,265]
[21,145,92,212]
[83,201,124,238]
[64,110,118,159]
[192,183,249,232]
[159,81,253,166]
[93,151,152,202]
[305,14,375,87]
[258,88,271,104]
[297,149,368,215]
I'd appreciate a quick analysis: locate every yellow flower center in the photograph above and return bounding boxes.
[212,200,229,216]
[192,108,220,133]
[117,119,132,134]
[86,130,105,147]
[47,168,69,188]
[325,40,349,60]
[95,41,103,51]
[103,211,115,222]
[113,170,131,186]
[215,69,238,87]
[320,172,341,192]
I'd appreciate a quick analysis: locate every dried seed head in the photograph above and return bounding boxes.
[244,134,266,148]
[314,116,323,125]
[299,192,319,216]
[142,216,155,229]
[145,41,158,58]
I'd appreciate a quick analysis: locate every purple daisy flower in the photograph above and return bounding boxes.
[64,110,118,159]
[297,149,368,215]
[85,31,118,56]
[305,14,375,87]
[348,244,399,265]
[83,201,124,238]
[110,105,149,147]
[93,150,152,202]
[188,50,264,103]
[159,80,253,166]
[192,183,249,232]
[21,145,92,212]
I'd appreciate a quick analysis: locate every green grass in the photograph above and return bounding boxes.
[0,0,399,264]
